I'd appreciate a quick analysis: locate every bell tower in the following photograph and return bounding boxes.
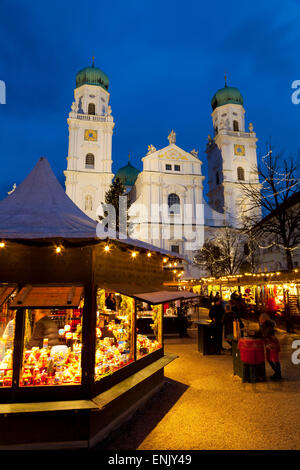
[64,59,114,219]
[206,79,260,227]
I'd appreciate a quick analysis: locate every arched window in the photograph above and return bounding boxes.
[216,171,220,185]
[237,167,245,181]
[168,193,180,214]
[88,103,95,115]
[233,120,239,131]
[85,153,95,169]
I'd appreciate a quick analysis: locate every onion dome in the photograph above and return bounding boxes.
[211,83,243,110]
[76,58,109,91]
[115,161,140,187]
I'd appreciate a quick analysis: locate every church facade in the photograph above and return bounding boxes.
[64,62,260,271]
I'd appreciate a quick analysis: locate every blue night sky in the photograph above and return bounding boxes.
[0,0,300,200]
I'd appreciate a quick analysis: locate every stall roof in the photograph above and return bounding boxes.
[99,283,199,304]
[132,291,199,305]
[10,285,84,308]
[0,157,186,260]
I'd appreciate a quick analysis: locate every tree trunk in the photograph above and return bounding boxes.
[285,249,294,270]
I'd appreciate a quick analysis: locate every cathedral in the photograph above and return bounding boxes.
[64,61,260,273]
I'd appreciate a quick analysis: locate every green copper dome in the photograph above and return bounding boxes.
[76,62,109,90]
[115,162,140,187]
[211,84,243,110]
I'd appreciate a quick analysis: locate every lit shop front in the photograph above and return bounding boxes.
[0,279,198,402]
[0,281,168,401]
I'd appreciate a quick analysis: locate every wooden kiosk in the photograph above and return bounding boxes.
[0,158,198,449]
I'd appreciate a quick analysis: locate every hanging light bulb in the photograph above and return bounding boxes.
[147,252,152,258]
[55,245,62,254]
[104,245,110,252]
[131,251,138,258]
[163,258,168,263]
[0,242,5,248]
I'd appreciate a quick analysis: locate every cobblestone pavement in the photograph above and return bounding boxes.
[95,316,300,451]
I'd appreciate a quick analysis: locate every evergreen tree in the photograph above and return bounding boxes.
[100,177,132,237]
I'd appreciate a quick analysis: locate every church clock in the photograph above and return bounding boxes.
[84,129,98,141]
[234,144,245,156]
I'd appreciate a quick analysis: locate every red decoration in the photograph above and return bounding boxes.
[238,338,265,365]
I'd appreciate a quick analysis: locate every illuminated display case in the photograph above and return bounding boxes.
[0,276,167,403]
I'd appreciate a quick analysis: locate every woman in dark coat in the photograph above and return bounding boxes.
[222,304,235,347]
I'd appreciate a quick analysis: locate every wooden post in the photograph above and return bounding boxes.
[12,308,25,393]
[158,303,163,347]
[132,299,137,362]
[81,282,96,397]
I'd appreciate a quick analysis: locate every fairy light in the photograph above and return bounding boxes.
[131,251,138,258]
[147,252,152,258]
[0,242,5,248]
[55,245,62,254]
[163,258,168,263]
[104,245,110,252]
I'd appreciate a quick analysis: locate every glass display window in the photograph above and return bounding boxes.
[95,289,134,381]
[0,311,16,388]
[8,285,84,388]
[208,285,222,298]
[0,285,18,388]
[19,306,83,387]
[192,285,202,296]
[221,286,239,302]
[240,286,256,304]
[136,303,162,360]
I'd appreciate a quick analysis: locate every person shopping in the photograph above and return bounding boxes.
[258,313,282,381]
[28,309,60,349]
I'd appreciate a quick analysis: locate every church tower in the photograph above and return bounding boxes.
[206,80,260,227]
[64,60,114,219]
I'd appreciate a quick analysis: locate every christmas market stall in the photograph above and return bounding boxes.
[194,271,300,318]
[0,158,198,449]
